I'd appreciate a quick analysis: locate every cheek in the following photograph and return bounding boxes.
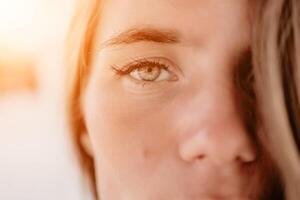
[83,77,178,175]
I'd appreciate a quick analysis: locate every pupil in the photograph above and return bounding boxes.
[147,67,153,73]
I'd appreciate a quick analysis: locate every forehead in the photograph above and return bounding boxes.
[98,0,251,47]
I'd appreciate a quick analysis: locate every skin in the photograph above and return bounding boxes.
[82,0,272,199]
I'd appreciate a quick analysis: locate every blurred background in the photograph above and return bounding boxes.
[0,0,90,199]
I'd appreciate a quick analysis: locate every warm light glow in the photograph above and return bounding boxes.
[0,47,37,94]
[0,0,73,54]
[0,1,80,200]
[0,0,39,31]
[0,0,41,53]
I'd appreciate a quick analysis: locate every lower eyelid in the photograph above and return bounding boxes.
[124,76,175,92]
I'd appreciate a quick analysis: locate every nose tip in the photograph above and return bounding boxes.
[179,130,257,165]
[179,133,206,162]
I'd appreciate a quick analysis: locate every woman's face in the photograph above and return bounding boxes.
[83,0,272,199]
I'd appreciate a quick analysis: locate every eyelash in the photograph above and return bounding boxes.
[111,58,173,85]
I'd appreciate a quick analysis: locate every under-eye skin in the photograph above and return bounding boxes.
[111,57,179,86]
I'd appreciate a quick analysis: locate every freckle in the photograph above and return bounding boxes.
[142,149,150,160]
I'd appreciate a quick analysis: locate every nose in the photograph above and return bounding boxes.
[178,92,257,166]
[179,127,256,165]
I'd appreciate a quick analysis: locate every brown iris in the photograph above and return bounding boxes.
[137,65,161,81]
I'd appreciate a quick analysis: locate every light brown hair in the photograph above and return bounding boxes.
[253,0,300,200]
[66,0,101,197]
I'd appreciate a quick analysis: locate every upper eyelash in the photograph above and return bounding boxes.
[111,58,170,76]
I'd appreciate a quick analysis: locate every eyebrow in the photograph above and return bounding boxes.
[101,27,181,48]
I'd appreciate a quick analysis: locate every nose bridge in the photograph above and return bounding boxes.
[207,85,235,119]
[179,83,256,165]
[199,80,239,126]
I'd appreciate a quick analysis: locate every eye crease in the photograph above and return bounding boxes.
[111,58,179,83]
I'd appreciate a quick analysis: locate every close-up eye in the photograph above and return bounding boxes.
[130,63,168,82]
[112,58,178,83]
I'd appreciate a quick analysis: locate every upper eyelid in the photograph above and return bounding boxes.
[126,59,171,72]
[116,56,182,75]
[111,59,171,78]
